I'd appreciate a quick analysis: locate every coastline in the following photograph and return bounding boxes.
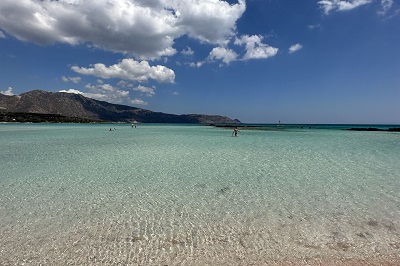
[210,123,400,132]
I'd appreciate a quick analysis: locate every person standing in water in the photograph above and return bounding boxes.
[233,127,239,137]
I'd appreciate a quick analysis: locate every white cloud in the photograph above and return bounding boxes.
[0,31,5,38]
[60,82,158,106]
[117,80,134,88]
[208,47,238,65]
[59,89,83,95]
[61,76,81,83]
[308,24,322,30]
[175,0,246,45]
[235,35,278,60]
[181,47,194,56]
[0,0,245,59]
[60,82,130,104]
[71,58,175,84]
[289,43,303,54]
[85,83,121,93]
[60,88,112,102]
[189,61,204,68]
[0,87,15,96]
[378,0,394,15]
[172,91,179,95]
[318,0,372,15]
[133,85,156,97]
[131,98,148,106]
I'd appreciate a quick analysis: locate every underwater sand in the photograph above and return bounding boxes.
[1,124,399,265]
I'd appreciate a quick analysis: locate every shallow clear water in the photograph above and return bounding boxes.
[1,124,400,265]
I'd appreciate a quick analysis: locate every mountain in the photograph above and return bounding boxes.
[0,90,240,124]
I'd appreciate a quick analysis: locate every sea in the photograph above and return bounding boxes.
[1,123,399,265]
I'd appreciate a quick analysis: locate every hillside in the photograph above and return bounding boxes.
[0,90,240,123]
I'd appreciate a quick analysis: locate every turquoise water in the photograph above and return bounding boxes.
[1,123,400,265]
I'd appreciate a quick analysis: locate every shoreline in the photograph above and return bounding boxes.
[210,123,400,132]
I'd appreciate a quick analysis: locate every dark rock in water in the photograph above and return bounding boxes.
[127,236,144,243]
[367,219,379,227]
[347,127,400,132]
[335,241,352,251]
[356,232,366,238]
[218,187,231,194]
[347,128,382,131]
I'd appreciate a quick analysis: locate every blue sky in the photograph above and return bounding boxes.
[0,0,399,124]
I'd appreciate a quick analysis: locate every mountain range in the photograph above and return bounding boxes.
[0,90,240,124]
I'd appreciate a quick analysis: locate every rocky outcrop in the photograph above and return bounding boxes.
[346,127,400,132]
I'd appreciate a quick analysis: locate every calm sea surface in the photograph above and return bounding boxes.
[1,123,400,265]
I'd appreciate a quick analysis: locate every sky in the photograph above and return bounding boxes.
[0,0,399,124]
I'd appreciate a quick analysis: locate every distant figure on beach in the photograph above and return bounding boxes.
[109,128,113,131]
[233,127,239,137]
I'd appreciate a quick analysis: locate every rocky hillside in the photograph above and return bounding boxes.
[0,90,240,123]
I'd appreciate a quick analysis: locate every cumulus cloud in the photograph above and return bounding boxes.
[289,43,303,54]
[189,61,204,68]
[60,81,131,104]
[308,24,322,30]
[378,0,394,15]
[176,0,246,45]
[71,58,175,84]
[116,80,134,88]
[208,47,238,65]
[131,98,148,106]
[235,35,278,60]
[0,0,245,59]
[59,89,84,95]
[85,83,123,93]
[61,76,81,83]
[0,87,15,96]
[60,88,113,102]
[181,47,194,56]
[318,0,372,15]
[133,85,156,97]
